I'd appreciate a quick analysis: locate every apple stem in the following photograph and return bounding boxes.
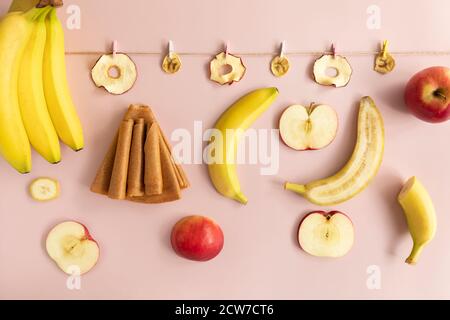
[284,182,306,195]
[433,89,447,101]
[405,243,423,265]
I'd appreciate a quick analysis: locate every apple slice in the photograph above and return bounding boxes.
[279,104,338,150]
[298,211,354,258]
[46,221,99,275]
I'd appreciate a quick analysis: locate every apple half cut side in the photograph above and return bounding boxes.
[279,104,338,150]
[298,211,354,258]
[46,221,99,275]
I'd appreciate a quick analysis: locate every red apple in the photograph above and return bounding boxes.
[171,215,224,261]
[298,211,354,258]
[404,66,450,123]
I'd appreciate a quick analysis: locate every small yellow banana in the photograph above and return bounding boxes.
[18,6,61,164]
[0,8,46,173]
[207,87,279,204]
[43,8,84,151]
[285,96,384,206]
[398,176,437,265]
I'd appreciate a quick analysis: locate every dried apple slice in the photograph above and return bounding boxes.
[210,52,246,85]
[91,53,137,95]
[271,56,290,77]
[162,53,182,74]
[313,51,352,87]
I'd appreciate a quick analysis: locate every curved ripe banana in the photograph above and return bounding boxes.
[0,9,45,173]
[207,87,279,204]
[18,6,61,164]
[285,96,384,206]
[43,8,84,151]
[398,176,436,265]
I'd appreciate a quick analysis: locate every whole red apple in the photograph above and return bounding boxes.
[171,215,224,262]
[404,66,450,123]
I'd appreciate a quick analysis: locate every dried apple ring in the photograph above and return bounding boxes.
[91,53,137,95]
[313,52,353,88]
[210,52,246,85]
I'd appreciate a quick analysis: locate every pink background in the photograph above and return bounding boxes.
[1,0,450,299]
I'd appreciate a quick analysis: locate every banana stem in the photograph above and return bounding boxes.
[284,182,306,195]
[405,243,424,265]
[36,0,63,8]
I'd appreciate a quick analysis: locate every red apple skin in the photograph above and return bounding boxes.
[297,211,353,250]
[404,66,450,123]
[171,216,224,262]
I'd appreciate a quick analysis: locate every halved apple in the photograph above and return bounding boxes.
[46,221,99,275]
[298,211,354,258]
[279,104,338,150]
[91,53,137,95]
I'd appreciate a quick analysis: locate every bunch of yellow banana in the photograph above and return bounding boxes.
[0,5,83,174]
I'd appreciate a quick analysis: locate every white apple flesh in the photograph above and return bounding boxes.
[279,104,338,150]
[46,221,100,275]
[298,211,354,258]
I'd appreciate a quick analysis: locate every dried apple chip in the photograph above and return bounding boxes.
[313,46,352,87]
[91,53,137,95]
[210,52,246,85]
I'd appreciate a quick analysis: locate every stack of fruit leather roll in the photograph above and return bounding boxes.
[90,104,189,203]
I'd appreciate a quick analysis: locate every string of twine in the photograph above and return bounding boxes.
[65,50,450,57]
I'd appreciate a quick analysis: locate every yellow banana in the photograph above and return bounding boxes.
[0,8,46,173]
[207,87,279,204]
[285,96,384,206]
[43,8,84,151]
[398,176,436,265]
[18,6,61,164]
